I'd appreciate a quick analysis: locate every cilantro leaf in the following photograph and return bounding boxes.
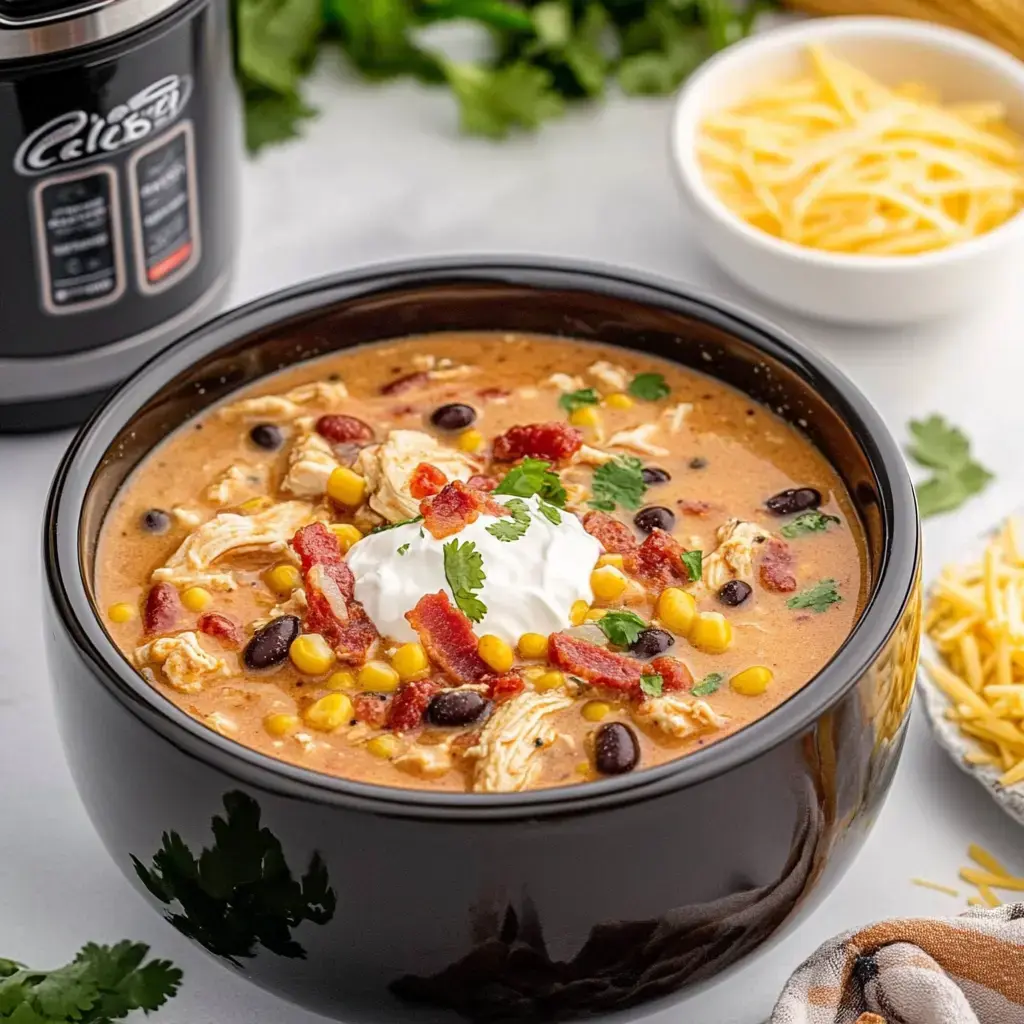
[690,671,724,697]
[370,515,423,534]
[906,415,994,518]
[597,609,647,647]
[787,579,842,613]
[444,538,487,622]
[537,499,562,525]
[397,543,410,555]
[444,61,564,139]
[780,512,841,539]
[558,388,600,414]
[589,456,647,511]
[628,372,671,401]
[681,549,702,582]
[244,90,318,153]
[494,458,566,507]
[486,497,532,542]
[640,673,663,697]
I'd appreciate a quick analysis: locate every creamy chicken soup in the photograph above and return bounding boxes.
[97,333,867,792]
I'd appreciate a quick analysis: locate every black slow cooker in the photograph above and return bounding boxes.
[0,0,239,432]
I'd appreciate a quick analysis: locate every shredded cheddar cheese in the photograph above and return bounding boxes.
[915,845,1024,907]
[698,46,1024,255]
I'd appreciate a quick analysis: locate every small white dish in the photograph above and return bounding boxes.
[669,17,1024,325]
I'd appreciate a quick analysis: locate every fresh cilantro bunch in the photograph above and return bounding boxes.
[0,942,180,1023]
[906,415,994,518]
[235,0,776,152]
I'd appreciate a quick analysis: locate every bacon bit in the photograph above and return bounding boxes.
[409,462,448,500]
[677,499,712,517]
[488,674,525,703]
[548,633,643,697]
[388,678,442,732]
[477,387,511,401]
[292,521,343,570]
[759,537,797,593]
[381,371,429,396]
[492,422,583,462]
[196,612,244,647]
[650,656,693,693]
[406,592,490,684]
[420,481,509,540]
[315,414,373,444]
[582,510,637,554]
[467,474,498,492]
[143,582,181,635]
[353,692,391,728]
[627,529,692,588]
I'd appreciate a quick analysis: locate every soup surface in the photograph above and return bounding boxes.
[97,333,867,792]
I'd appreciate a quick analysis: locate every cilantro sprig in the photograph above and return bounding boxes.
[906,415,994,518]
[589,456,647,512]
[444,538,487,622]
[640,673,663,697]
[628,372,671,401]
[681,549,702,582]
[690,672,724,697]
[558,388,600,414]
[487,497,532,542]
[494,458,566,507]
[780,511,840,539]
[787,579,842,614]
[596,609,646,647]
[370,515,423,534]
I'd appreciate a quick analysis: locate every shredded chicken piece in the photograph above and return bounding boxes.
[395,741,454,777]
[354,429,478,523]
[172,506,204,528]
[409,354,476,380]
[281,425,340,498]
[134,632,230,694]
[465,691,574,793]
[588,360,630,391]
[574,445,615,467]
[703,518,770,591]
[218,380,349,422]
[607,423,670,457]
[152,501,314,590]
[633,695,727,739]
[663,403,693,433]
[204,711,239,736]
[205,463,269,506]
[546,373,584,392]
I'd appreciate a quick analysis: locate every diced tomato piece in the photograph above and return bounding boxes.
[548,633,643,696]
[467,474,498,492]
[488,674,525,703]
[143,582,181,635]
[582,510,637,554]
[650,656,693,693]
[627,529,692,588]
[196,612,244,647]
[420,481,509,541]
[315,414,373,444]
[409,462,448,500]
[406,592,490,684]
[353,692,391,728]
[759,538,797,593]
[491,422,583,462]
[388,678,442,732]
[678,499,712,517]
[292,522,343,570]
[381,371,429,395]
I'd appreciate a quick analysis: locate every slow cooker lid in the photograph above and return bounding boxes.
[0,0,114,26]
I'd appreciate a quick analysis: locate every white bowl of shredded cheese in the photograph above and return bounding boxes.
[670,17,1024,324]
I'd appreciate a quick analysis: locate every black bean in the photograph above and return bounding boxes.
[688,457,708,470]
[629,628,675,659]
[243,615,301,671]
[634,506,675,534]
[717,580,752,607]
[430,403,477,431]
[249,423,284,451]
[641,466,671,486]
[426,690,491,727]
[765,488,822,516]
[594,723,640,775]
[140,509,171,534]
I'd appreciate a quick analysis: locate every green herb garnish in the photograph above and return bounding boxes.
[681,549,703,582]
[537,499,562,525]
[486,497,532,542]
[558,387,600,414]
[596,609,647,647]
[906,414,994,518]
[443,538,487,622]
[690,671,724,697]
[628,372,670,401]
[787,579,842,614]
[640,673,664,697]
[780,511,841,538]
[494,457,567,507]
[370,515,423,534]
[589,456,647,511]
[398,543,410,555]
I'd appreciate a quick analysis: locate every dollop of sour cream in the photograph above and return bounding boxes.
[348,495,602,645]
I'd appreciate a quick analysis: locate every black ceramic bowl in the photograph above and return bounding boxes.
[44,259,921,1024]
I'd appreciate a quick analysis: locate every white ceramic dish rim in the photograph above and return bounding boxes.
[670,16,1024,272]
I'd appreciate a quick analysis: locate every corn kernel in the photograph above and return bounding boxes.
[524,666,547,682]
[329,523,363,552]
[325,670,357,690]
[570,599,590,626]
[657,587,697,636]
[569,406,601,429]
[107,602,137,624]
[731,666,774,696]
[304,693,354,732]
[367,734,401,759]
[289,633,336,675]
[604,392,634,410]
[582,700,611,721]
[534,671,566,691]
[266,563,302,595]
[181,586,213,613]
[458,428,484,453]
[478,634,514,674]
[597,553,625,570]
[358,660,401,692]
[264,713,301,737]
[591,565,627,601]
[391,642,429,681]
[576,761,591,775]
[517,632,549,660]
[585,608,608,621]
[327,466,367,507]
[689,611,734,654]
[238,496,272,514]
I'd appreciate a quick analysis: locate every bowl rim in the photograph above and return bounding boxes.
[44,256,920,820]
[670,15,1024,271]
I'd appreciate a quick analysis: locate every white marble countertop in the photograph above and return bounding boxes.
[4,65,1024,1024]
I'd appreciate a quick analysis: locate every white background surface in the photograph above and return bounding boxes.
[3,63,1024,1024]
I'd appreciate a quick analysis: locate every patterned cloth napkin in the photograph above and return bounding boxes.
[771,903,1024,1024]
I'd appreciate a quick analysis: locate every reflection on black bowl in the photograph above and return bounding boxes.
[43,259,921,1024]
